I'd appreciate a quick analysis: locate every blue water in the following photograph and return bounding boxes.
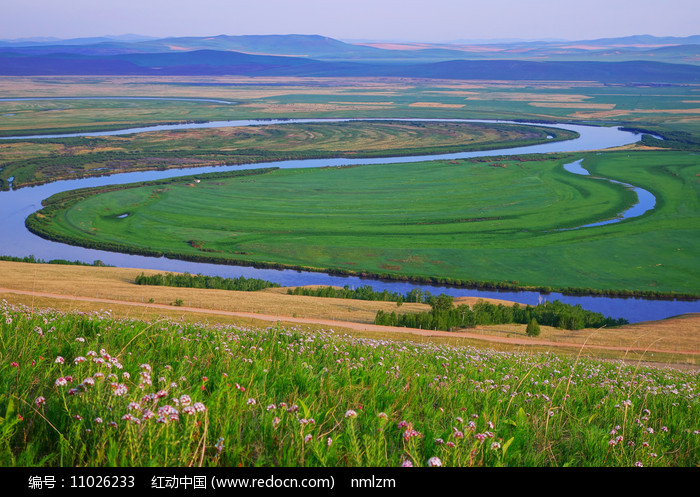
[560,159,656,229]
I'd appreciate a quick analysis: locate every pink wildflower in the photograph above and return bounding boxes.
[111,383,128,396]
[403,429,422,441]
[428,457,442,467]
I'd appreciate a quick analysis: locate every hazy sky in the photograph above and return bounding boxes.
[3,0,699,42]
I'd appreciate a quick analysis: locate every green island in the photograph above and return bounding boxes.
[26,149,700,297]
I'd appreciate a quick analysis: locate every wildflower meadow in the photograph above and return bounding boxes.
[0,300,697,467]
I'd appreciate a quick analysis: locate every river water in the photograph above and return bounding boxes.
[1,118,697,323]
[560,159,656,230]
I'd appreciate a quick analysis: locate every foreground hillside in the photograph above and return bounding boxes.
[0,300,697,467]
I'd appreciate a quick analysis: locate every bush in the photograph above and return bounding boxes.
[526,318,541,337]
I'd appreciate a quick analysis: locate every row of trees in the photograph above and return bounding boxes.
[0,255,111,267]
[287,285,434,303]
[375,298,628,331]
[135,272,280,292]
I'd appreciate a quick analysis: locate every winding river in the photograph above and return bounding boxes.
[1,118,697,323]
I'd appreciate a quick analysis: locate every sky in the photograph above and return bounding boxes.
[2,0,699,43]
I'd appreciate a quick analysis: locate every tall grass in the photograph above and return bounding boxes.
[0,300,697,467]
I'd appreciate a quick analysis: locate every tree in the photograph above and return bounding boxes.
[428,293,454,312]
[526,318,541,337]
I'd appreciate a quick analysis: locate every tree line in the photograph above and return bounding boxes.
[135,272,280,292]
[375,296,628,331]
[0,254,111,267]
[287,285,454,305]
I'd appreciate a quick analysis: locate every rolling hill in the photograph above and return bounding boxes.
[1,48,699,83]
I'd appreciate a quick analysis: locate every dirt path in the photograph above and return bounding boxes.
[2,287,698,359]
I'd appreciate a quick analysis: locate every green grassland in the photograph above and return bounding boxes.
[1,301,697,467]
[3,76,700,191]
[0,120,575,190]
[26,150,700,296]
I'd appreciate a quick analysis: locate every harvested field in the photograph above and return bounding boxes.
[529,102,617,109]
[409,102,465,108]
[465,92,594,102]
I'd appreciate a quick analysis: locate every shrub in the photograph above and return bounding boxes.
[526,318,541,337]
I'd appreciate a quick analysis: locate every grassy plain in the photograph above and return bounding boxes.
[2,77,700,132]
[0,120,574,189]
[3,75,699,189]
[28,150,700,296]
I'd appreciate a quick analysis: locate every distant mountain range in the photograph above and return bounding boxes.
[1,33,699,82]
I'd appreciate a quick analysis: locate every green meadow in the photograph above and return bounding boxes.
[27,150,700,296]
[1,301,697,467]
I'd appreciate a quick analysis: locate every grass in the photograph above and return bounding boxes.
[3,76,700,133]
[27,150,700,296]
[0,120,575,189]
[0,300,697,467]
